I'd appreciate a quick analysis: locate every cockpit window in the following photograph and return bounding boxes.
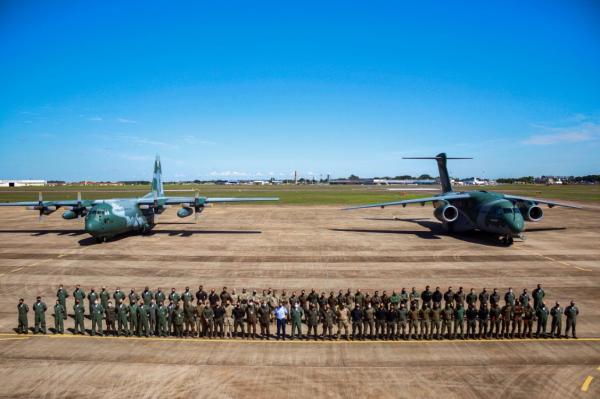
[503,208,513,214]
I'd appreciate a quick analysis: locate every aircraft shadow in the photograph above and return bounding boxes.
[0,229,86,236]
[334,219,498,247]
[78,229,262,246]
[334,217,568,247]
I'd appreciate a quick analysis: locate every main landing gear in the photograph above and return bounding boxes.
[500,235,514,246]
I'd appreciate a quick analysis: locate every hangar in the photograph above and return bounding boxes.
[0,179,46,187]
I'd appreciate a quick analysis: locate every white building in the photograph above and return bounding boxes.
[0,179,47,187]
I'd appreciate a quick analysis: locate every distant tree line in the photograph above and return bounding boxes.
[497,176,600,184]
[118,181,151,185]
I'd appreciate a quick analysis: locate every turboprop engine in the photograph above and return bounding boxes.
[434,203,459,223]
[177,207,194,218]
[62,210,78,220]
[520,204,543,222]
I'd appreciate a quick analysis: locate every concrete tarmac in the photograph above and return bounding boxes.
[0,205,598,398]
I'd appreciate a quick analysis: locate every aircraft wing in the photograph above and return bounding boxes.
[137,196,279,206]
[0,199,95,208]
[503,194,581,209]
[342,193,471,210]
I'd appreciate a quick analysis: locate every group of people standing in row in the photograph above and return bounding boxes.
[16,283,580,340]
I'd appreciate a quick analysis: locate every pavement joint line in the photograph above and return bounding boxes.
[539,254,590,272]
[1,333,600,344]
[581,376,594,392]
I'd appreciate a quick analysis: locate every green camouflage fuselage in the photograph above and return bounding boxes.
[432,190,525,236]
[84,199,155,239]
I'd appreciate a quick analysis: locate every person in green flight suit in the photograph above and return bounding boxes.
[157,301,168,337]
[129,300,139,336]
[53,299,65,334]
[72,285,86,313]
[564,300,579,339]
[100,286,111,313]
[33,296,47,334]
[17,298,29,334]
[56,284,69,320]
[113,287,126,305]
[138,300,150,337]
[173,302,185,338]
[117,301,129,336]
[290,303,304,340]
[536,302,549,338]
[453,303,465,340]
[550,302,563,338]
[73,299,86,335]
[91,300,104,336]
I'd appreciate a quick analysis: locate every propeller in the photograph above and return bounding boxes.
[194,191,204,223]
[76,191,83,218]
[37,192,44,223]
[153,191,160,222]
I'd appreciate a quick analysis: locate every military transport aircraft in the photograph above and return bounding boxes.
[343,153,580,245]
[0,156,278,242]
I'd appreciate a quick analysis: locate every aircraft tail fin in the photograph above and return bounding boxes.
[151,155,164,196]
[403,153,472,193]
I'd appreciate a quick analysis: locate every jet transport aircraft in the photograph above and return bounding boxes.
[0,156,278,242]
[344,153,580,245]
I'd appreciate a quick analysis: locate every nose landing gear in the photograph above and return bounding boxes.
[500,235,514,246]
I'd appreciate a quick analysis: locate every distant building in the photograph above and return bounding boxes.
[330,178,374,185]
[0,179,47,187]
[373,178,436,185]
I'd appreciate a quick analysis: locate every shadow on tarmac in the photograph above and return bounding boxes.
[77,229,262,246]
[333,217,567,247]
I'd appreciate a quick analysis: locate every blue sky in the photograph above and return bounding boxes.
[1,1,599,181]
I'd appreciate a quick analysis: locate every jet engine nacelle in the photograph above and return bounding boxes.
[177,207,194,218]
[62,210,77,220]
[434,204,459,223]
[520,204,543,222]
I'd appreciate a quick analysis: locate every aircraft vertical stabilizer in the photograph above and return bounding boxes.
[151,155,164,196]
[403,153,472,193]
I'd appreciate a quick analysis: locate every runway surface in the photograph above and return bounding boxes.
[0,204,599,398]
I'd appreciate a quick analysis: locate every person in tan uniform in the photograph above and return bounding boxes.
[336,304,350,340]
[224,300,234,338]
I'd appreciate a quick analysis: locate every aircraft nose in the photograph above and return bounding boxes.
[85,218,103,236]
[505,213,524,234]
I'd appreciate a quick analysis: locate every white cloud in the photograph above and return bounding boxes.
[88,117,103,122]
[119,154,152,162]
[522,121,600,146]
[117,117,137,124]
[523,132,593,145]
[209,171,250,177]
[120,135,175,148]
[180,135,216,145]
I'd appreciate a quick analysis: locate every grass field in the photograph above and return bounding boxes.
[0,183,598,204]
